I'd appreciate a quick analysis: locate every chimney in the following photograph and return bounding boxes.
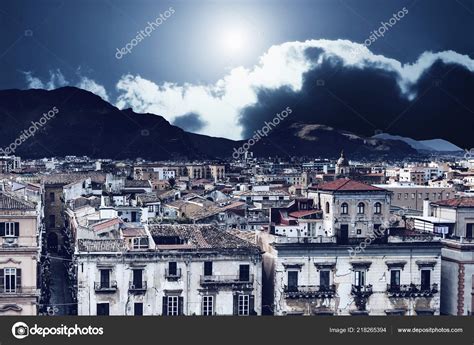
[422,199,430,217]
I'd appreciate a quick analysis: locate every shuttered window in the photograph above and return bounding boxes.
[0,222,19,237]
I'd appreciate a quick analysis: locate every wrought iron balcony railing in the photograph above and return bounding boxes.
[165,268,182,280]
[200,274,254,285]
[387,283,438,297]
[284,285,336,298]
[129,281,147,293]
[94,281,118,293]
[351,284,373,297]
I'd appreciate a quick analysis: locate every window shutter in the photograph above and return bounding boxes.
[233,294,238,315]
[249,295,256,315]
[162,296,168,316]
[178,297,184,315]
[16,269,21,290]
[14,222,19,237]
[0,269,4,291]
[0,223,5,237]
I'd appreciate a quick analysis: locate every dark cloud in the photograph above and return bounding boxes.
[173,112,207,133]
[238,52,474,149]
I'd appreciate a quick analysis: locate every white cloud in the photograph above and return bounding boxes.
[23,69,109,101]
[23,69,67,90]
[23,40,474,139]
[114,39,474,139]
[76,77,109,101]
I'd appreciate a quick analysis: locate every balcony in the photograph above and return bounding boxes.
[129,281,147,293]
[94,281,118,293]
[200,274,254,287]
[351,284,373,298]
[387,283,438,298]
[284,285,336,299]
[0,286,39,296]
[165,268,182,281]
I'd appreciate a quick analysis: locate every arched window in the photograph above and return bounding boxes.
[341,202,348,215]
[357,202,365,214]
[374,202,382,214]
[325,202,330,214]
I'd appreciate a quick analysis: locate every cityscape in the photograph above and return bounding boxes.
[0,151,473,316]
[1,0,474,329]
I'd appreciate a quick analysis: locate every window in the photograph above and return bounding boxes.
[341,203,348,215]
[49,192,55,202]
[287,271,298,292]
[204,261,213,276]
[0,222,19,237]
[202,295,214,316]
[397,193,401,200]
[0,268,20,293]
[239,264,250,281]
[148,205,154,212]
[49,215,55,228]
[354,270,365,287]
[356,229,362,235]
[97,303,109,315]
[421,270,431,291]
[168,262,177,276]
[411,193,415,200]
[325,202,330,214]
[467,224,474,239]
[132,269,143,288]
[134,302,143,315]
[374,202,382,214]
[99,269,111,288]
[132,237,149,249]
[404,193,408,200]
[238,295,250,316]
[320,270,330,289]
[357,202,365,214]
[390,270,400,288]
[167,296,179,316]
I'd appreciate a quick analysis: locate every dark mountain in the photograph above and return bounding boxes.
[247,123,417,159]
[0,87,236,160]
[0,87,416,160]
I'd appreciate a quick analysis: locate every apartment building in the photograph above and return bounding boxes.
[374,183,456,212]
[0,192,41,315]
[76,224,262,316]
[411,198,474,315]
[266,230,441,315]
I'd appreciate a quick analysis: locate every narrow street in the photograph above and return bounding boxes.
[48,254,74,315]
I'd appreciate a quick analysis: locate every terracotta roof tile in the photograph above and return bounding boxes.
[432,197,474,208]
[312,178,387,192]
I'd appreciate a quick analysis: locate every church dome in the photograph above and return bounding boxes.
[336,150,349,166]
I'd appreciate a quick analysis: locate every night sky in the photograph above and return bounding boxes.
[1,0,474,145]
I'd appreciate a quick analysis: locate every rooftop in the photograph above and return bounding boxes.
[311,178,387,192]
[149,224,260,251]
[431,197,474,208]
[0,192,36,210]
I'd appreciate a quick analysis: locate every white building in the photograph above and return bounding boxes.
[264,230,441,315]
[76,224,262,316]
[308,179,391,241]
